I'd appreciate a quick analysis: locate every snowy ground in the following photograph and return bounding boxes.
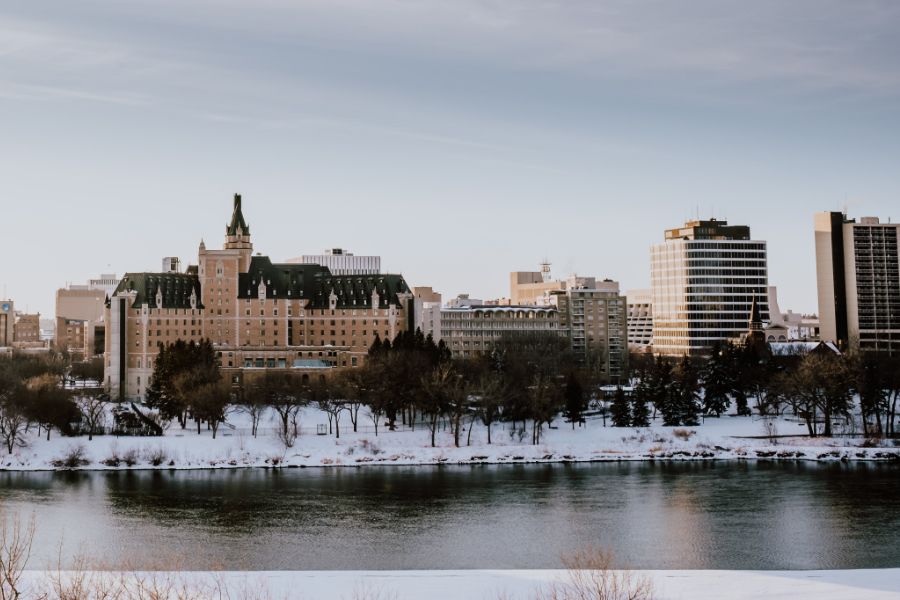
[17,569,900,599]
[2,405,899,471]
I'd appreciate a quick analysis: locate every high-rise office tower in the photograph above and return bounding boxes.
[651,219,769,355]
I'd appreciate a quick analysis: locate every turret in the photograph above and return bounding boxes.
[225,193,252,251]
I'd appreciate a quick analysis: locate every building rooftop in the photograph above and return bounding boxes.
[112,273,203,310]
[237,255,409,309]
[664,218,751,241]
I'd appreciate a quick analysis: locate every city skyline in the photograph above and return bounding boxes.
[4,1,900,316]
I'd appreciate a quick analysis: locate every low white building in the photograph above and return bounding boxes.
[287,248,381,275]
[440,304,562,358]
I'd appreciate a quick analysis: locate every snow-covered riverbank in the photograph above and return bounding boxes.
[17,569,900,599]
[2,407,898,471]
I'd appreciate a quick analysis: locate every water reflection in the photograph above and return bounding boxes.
[2,462,898,570]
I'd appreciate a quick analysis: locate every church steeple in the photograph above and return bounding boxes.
[226,193,250,237]
[749,296,763,332]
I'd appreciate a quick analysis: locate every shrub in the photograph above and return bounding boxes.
[122,448,139,467]
[359,439,382,455]
[536,546,654,600]
[145,447,167,466]
[672,429,695,441]
[101,453,121,467]
[51,445,90,469]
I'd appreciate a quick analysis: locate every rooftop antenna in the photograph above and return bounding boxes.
[540,259,552,282]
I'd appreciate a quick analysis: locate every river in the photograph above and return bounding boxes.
[2,461,898,570]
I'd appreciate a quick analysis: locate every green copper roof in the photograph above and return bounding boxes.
[112,273,203,310]
[226,193,250,236]
[238,256,409,309]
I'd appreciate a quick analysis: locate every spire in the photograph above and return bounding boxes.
[226,193,250,237]
[749,297,762,332]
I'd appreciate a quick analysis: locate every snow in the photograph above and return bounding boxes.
[2,405,898,471]
[18,569,900,599]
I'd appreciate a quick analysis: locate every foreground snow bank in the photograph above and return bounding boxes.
[19,569,900,600]
[2,408,899,471]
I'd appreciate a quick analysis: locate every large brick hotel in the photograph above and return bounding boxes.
[105,195,413,401]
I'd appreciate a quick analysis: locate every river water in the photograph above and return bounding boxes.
[2,462,898,570]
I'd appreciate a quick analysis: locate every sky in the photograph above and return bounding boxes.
[2,0,900,317]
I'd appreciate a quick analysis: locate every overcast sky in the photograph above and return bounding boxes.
[3,0,900,317]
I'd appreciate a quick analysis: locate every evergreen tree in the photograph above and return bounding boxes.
[673,355,701,426]
[856,353,887,436]
[650,358,676,424]
[610,386,631,427]
[563,372,586,429]
[702,344,732,417]
[146,339,220,429]
[630,382,651,427]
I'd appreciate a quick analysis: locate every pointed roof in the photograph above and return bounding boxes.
[226,193,250,236]
[749,297,763,330]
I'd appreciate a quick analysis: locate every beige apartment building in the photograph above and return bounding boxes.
[509,267,629,380]
[815,212,900,354]
[550,277,628,381]
[106,194,413,401]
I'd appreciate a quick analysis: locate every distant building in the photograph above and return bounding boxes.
[815,212,900,354]
[287,248,381,275]
[651,218,769,356]
[446,294,483,308]
[14,313,41,345]
[88,274,121,297]
[766,286,819,342]
[57,318,86,357]
[626,289,653,351]
[56,286,107,356]
[162,257,182,273]
[0,300,14,347]
[549,277,628,381]
[441,304,562,358]
[510,263,565,305]
[413,286,442,343]
[39,318,55,342]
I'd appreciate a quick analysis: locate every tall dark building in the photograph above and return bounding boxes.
[815,212,900,354]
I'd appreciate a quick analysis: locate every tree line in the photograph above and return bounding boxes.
[621,340,900,437]
[0,353,107,453]
[138,331,602,447]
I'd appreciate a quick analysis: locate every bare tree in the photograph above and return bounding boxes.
[76,392,107,441]
[1,511,35,599]
[239,381,268,438]
[0,396,29,455]
[249,372,309,438]
[421,364,456,448]
[368,401,385,437]
[318,394,347,439]
[330,370,367,433]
